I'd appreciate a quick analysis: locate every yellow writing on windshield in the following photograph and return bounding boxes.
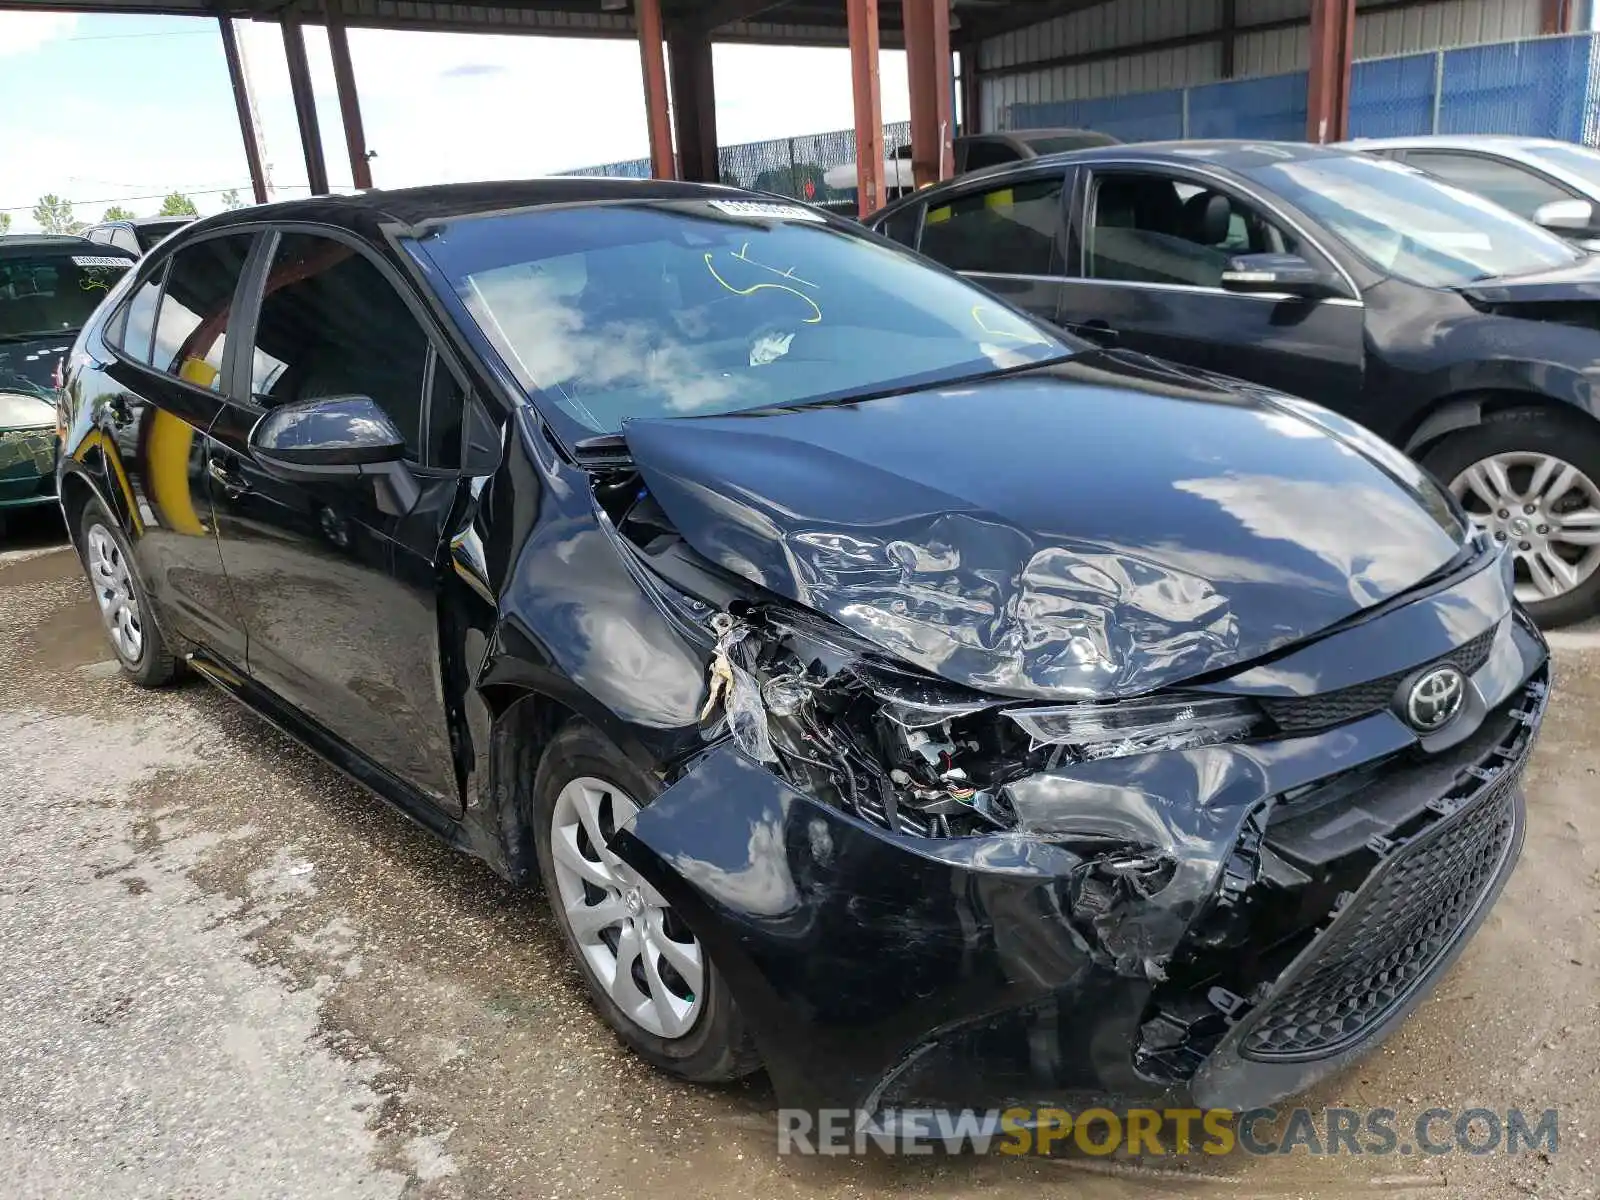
[703,242,823,324]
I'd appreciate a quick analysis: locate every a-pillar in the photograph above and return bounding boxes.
[668,30,719,183]
[636,0,677,179]
[1305,0,1356,143]
[847,0,883,216]
[903,0,953,188]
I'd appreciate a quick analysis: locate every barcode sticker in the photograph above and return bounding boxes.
[71,256,133,268]
[707,200,826,223]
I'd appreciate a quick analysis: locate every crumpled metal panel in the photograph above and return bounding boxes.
[623,358,1467,702]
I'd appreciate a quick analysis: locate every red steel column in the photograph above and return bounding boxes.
[636,0,677,180]
[281,11,330,195]
[218,16,270,204]
[903,0,954,188]
[1541,0,1573,34]
[326,4,374,190]
[1305,0,1356,143]
[668,30,720,183]
[848,0,883,215]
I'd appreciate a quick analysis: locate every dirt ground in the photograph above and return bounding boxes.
[1,504,1596,1199]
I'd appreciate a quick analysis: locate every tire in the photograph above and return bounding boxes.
[531,721,760,1083]
[77,497,180,687]
[1421,407,1600,628]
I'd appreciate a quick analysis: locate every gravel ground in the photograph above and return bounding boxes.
[1,505,1596,1199]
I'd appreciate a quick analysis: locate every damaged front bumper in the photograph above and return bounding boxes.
[612,581,1549,1117]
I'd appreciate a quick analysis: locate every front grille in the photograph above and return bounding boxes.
[1239,752,1525,1061]
[1260,625,1498,734]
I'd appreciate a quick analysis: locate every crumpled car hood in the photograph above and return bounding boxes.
[622,351,1467,701]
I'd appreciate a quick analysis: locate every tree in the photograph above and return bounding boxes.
[220,189,245,211]
[0,212,10,235]
[33,194,85,235]
[158,192,199,217]
[101,205,136,222]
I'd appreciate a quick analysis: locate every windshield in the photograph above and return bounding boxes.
[0,252,131,340]
[1243,153,1581,287]
[410,200,1074,435]
[1523,141,1600,190]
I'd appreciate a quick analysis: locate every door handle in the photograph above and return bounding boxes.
[1063,319,1119,347]
[207,455,249,501]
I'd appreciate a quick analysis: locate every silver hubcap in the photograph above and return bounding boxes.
[549,777,704,1039]
[1450,452,1600,603]
[86,524,143,662]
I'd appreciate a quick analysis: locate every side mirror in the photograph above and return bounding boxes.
[1533,197,1594,233]
[249,395,419,515]
[1220,252,1343,300]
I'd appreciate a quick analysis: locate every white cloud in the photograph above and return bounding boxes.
[0,12,76,58]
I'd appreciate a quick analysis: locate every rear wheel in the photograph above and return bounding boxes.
[77,497,179,687]
[531,721,759,1082]
[1423,409,1600,627]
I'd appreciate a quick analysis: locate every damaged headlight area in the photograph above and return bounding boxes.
[1002,694,1262,762]
[696,606,1265,838]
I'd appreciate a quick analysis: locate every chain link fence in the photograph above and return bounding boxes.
[1006,31,1600,146]
[564,121,911,201]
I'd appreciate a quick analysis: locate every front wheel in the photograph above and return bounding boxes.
[531,721,760,1083]
[1423,409,1600,627]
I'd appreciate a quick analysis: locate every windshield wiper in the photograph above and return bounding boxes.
[751,351,1084,416]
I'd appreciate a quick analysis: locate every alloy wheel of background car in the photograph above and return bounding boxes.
[86,524,144,663]
[548,775,704,1040]
[1449,451,1600,605]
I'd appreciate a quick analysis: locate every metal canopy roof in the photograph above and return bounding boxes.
[0,0,1098,48]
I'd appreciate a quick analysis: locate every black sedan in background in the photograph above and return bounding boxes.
[59,181,1546,1121]
[1,235,133,524]
[869,140,1600,625]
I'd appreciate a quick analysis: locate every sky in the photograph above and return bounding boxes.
[0,10,910,232]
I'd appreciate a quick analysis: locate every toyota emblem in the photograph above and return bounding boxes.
[1405,665,1466,732]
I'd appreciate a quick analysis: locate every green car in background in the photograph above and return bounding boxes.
[0,236,134,530]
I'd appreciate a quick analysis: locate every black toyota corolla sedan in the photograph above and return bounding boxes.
[58,180,1547,1121]
[868,140,1600,626]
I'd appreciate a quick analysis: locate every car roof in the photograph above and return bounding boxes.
[1338,134,1565,152]
[189,177,751,238]
[870,139,1360,217]
[0,233,135,259]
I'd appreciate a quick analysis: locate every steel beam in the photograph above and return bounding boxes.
[1305,0,1355,144]
[1541,0,1574,33]
[903,0,953,188]
[847,0,883,216]
[668,30,720,183]
[281,11,330,195]
[326,5,374,190]
[217,15,270,204]
[636,0,677,179]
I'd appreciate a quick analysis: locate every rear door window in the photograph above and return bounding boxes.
[149,233,255,390]
[918,176,1065,275]
[878,204,923,249]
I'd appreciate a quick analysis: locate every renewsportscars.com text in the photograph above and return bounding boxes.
[777,1106,1561,1157]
